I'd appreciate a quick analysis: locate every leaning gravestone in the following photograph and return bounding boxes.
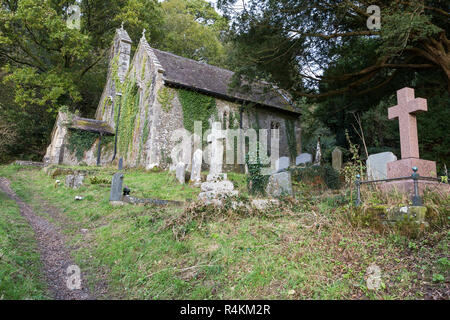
[332,147,343,171]
[190,149,202,186]
[176,162,187,184]
[276,157,290,172]
[296,153,313,166]
[266,171,293,197]
[366,152,397,180]
[110,172,124,202]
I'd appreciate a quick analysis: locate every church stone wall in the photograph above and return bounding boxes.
[45,28,302,171]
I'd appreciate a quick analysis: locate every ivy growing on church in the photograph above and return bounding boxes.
[117,77,140,159]
[178,89,217,133]
[67,129,99,161]
[157,87,175,112]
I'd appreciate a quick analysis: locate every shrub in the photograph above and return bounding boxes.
[291,164,341,190]
[245,143,270,195]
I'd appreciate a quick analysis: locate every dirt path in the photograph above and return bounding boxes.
[0,177,93,300]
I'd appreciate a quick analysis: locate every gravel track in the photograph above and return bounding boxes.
[0,177,93,300]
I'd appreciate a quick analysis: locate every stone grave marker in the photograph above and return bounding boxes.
[296,153,312,166]
[332,147,343,171]
[110,172,124,202]
[366,152,397,180]
[176,162,187,184]
[275,157,290,173]
[266,171,293,197]
[190,149,203,186]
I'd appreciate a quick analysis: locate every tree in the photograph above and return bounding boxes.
[218,0,450,97]
[0,0,162,115]
[157,0,229,66]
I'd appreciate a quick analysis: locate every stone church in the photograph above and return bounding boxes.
[44,27,302,171]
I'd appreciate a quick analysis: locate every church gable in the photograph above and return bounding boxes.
[44,27,302,169]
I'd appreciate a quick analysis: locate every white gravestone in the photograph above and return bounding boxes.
[296,153,313,166]
[190,149,203,186]
[366,152,398,180]
[176,162,187,184]
[275,157,290,172]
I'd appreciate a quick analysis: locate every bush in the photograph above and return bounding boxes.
[245,143,270,195]
[291,164,341,190]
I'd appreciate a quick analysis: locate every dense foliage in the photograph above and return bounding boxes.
[0,0,230,163]
[66,129,99,161]
[178,88,217,133]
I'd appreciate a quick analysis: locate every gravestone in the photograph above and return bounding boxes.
[275,157,290,173]
[110,172,124,202]
[73,174,85,188]
[366,152,397,180]
[176,162,187,184]
[386,87,437,178]
[199,122,237,205]
[190,149,202,186]
[381,87,450,195]
[296,153,313,166]
[266,171,293,197]
[207,122,227,181]
[65,175,74,188]
[118,158,123,170]
[65,174,85,189]
[332,147,343,171]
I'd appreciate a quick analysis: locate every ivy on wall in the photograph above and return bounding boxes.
[157,87,175,113]
[67,129,99,161]
[285,118,297,159]
[117,78,140,159]
[178,89,217,133]
[94,135,115,159]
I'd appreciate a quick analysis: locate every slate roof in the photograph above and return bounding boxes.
[151,48,300,115]
[69,117,115,135]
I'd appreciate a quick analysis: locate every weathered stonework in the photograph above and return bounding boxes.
[45,27,302,172]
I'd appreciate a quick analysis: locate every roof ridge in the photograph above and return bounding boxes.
[151,47,234,75]
[140,37,165,73]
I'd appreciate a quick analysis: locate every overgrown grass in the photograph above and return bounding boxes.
[0,191,49,299]
[0,164,448,300]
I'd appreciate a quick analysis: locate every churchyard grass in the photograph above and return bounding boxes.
[0,165,448,299]
[0,190,49,299]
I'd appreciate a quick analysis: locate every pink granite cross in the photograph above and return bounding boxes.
[388,87,427,159]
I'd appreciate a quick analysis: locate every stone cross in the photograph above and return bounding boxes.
[207,122,226,180]
[388,87,427,159]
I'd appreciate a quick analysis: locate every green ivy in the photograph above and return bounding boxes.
[285,118,297,159]
[178,89,217,133]
[291,164,341,190]
[94,135,115,158]
[246,142,270,195]
[117,78,140,159]
[157,87,175,112]
[67,129,99,161]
